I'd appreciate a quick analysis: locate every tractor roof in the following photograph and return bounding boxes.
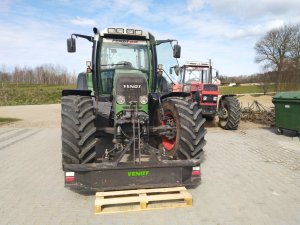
[183,61,210,67]
[99,27,150,39]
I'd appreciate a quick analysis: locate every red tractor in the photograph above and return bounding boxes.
[174,60,241,130]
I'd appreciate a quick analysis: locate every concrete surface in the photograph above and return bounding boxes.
[0,127,300,225]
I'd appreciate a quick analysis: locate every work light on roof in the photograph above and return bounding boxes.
[116,28,124,34]
[126,29,134,34]
[107,28,115,33]
[135,30,143,35]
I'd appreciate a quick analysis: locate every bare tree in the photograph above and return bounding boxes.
[254,24,300,91]
[289,24,300,70]
[2,64,75,86]
[254,25,294,90]
[0,65,11,83]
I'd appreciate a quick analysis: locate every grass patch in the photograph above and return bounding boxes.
[0,117,21,126]
[0,83,75,106]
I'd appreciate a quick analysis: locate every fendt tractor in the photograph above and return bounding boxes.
[61,27,207,192]
[175,61,241,130]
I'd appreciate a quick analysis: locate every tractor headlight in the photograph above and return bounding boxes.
[139,95,148,104]
[203,96,207,101]
[213,96,218,101]
[116,95,125,104]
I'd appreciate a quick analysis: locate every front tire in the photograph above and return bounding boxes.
[218,96,241,130]
[61,95,97,168]
[160,98,207,159]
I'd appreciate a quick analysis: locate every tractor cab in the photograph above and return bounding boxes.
[68,28,180,93]
[180,61,213,92]
[178,61,219,117]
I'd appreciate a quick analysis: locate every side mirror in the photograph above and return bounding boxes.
[67,38,76,53]
[173,44,181,58]
[216,71,219,78]
[157,64,163,78]
[174,65,179,76]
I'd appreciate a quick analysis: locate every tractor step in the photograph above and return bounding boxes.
[94,186,192,214]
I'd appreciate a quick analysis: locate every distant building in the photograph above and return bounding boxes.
[212,77,221,85]
[228,83,237,87]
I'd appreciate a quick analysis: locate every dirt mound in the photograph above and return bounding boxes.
[238,94,274,108]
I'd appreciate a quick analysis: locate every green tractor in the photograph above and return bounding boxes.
[62,27,206,192]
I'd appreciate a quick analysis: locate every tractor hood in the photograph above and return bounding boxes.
[113,69,148,113]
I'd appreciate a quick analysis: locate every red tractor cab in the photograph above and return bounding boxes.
[179,61,219,119]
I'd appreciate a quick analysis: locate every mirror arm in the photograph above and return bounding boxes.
[71,33,94,42]
[155,39,178,45]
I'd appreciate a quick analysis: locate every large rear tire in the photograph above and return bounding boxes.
[218,96,241,130]
[160,97,207,159]
[61,95,97,168]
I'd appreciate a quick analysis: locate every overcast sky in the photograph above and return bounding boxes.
[1,0,300,76]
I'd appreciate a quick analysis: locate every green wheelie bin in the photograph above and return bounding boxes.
[272,91,300,136]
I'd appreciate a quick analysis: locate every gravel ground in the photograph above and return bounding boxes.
[0,104,61,128]
[0,127,299,225]
[1,96,300,225]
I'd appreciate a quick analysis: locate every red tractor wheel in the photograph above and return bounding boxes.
[161,111,176,151]
[159,97,207,159]
[218,96,241,130]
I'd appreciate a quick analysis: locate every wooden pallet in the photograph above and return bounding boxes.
[94,186,192,214]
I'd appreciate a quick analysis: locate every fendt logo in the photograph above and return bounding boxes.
[128,170,150,177]
[123,84,141,89]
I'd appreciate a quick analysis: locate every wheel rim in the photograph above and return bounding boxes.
[219,107,229,127]
[161,111,176,151]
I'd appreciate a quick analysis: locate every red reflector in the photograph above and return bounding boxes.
[192,170,201,176]
[66,176,75,182]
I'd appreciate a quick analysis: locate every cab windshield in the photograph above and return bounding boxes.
[183,67,210,83]
[100,38,149,72]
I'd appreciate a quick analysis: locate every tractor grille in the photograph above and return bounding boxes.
[203,84,218,91]
[116,75,147,103]
[202,95,218,103]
